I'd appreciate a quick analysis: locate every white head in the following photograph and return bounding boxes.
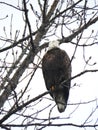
[48,40,60,50]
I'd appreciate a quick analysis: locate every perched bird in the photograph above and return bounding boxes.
[42,40,71,113]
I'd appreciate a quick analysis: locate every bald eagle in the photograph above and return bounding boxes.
[42,41,71,113]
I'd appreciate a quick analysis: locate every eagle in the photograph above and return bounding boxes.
[42,40,71,113]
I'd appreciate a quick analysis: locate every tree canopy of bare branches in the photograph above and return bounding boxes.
[0,0,98,130]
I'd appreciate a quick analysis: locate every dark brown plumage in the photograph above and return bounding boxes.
[42,42,71,113]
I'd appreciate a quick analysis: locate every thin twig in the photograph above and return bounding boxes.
[23,0,35,51]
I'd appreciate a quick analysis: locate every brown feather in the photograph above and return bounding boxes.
[42,47,71,112]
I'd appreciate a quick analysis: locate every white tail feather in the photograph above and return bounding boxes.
[57,103,66,113]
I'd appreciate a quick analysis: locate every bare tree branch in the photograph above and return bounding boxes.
[23,0,35,51]
[0,2,24,11]
[2,122,98,128]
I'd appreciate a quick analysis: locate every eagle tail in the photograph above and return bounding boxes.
[57,97,67,113]
[56,83,69,113]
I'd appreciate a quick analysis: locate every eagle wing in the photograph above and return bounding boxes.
[42,48,71,90]
[42,48,71,112]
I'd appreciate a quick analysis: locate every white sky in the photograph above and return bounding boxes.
[0,0,98,130]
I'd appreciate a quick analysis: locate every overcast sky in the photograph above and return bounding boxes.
[0,1,98,130]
